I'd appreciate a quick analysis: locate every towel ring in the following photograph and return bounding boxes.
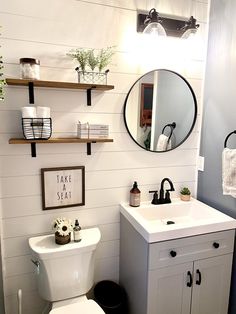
[224,130,236,148]
[162,122,176,142]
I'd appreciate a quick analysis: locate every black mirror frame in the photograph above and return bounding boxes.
[123,69,198,153]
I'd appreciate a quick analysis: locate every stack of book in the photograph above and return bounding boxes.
[77,122,109,139]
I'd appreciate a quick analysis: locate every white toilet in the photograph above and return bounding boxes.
[29,227,105,314]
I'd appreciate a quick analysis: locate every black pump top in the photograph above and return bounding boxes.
[133,181,138,188]
[75,219,80,226]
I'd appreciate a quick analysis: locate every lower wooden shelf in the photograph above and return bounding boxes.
[9,137,114,157]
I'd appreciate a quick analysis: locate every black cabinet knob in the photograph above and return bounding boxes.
[213,242,220,249]
[170,250,177,257]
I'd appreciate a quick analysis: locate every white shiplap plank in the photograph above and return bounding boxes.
[0,5,137,49]
[0,149,198,177]
[2,205,120,238]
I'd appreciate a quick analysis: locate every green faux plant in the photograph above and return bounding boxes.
[67,46,115,73]
[97,46,115,72]
[180,187,191,195]
[67,48,89,73]
[88,49,99,71]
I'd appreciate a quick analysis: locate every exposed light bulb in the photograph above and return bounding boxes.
[181,28,197,39]
[143,22,167,36]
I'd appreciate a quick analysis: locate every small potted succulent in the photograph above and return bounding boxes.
[52,217,74,245]
[180,187,191,201]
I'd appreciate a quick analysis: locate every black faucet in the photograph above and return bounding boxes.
[159,178,175,204]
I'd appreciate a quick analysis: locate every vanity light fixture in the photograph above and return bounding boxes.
[137,8,199,38]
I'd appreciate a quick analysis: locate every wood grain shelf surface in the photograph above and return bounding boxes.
[9,138,114,144]
[6,78,114,91]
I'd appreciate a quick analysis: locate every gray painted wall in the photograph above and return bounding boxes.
[197,1,236,313]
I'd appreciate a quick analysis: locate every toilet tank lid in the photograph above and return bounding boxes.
[28,227,101,260]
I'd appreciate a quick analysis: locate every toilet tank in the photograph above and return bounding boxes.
[29,227,101,302]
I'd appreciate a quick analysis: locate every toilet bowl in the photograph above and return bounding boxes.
[29,228,105,314]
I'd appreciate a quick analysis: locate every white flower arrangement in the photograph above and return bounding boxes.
[52,217,74,237]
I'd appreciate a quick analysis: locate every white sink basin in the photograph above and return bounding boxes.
[120,198,236,243]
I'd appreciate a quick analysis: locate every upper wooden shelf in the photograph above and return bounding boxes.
[6,78,114,91]
[6,78,114,106]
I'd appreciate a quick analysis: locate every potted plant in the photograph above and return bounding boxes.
[67,46,115,84]
[180,187,191,201]
[52,217,74,245]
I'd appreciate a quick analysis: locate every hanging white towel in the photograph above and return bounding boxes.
[156,134,172,151]
[222,148,236,198]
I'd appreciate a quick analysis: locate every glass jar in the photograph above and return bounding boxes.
[19,58,40,80]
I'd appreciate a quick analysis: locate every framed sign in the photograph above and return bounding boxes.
[41,166,85,210]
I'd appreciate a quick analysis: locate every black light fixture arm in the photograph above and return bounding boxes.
[180,16,200,32]
[144,8,163,26]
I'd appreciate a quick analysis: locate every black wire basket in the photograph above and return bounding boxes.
[22,118,52,140]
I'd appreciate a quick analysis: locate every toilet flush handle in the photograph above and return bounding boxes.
[31,259,40,268]
[31,259,40,274]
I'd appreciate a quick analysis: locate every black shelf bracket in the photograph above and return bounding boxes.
[87,88,92,106]
[86,141,97,155]
[28,82,35,104]
[86,86,97,106]
[87,143,91,155]
[31,142,37,157]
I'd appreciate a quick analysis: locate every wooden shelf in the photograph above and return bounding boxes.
[9,137,114,157]
[6,78,114,105]
[6,78,114,91]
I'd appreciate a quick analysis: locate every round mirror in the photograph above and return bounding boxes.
[124,69,197,152]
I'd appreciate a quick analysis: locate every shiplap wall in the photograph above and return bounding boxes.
[0,0,209,313]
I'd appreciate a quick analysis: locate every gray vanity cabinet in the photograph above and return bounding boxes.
[120,214,235,314]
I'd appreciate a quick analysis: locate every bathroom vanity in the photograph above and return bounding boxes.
[119,199,236,314]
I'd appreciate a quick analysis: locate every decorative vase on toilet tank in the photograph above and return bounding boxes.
[52,217,73,245]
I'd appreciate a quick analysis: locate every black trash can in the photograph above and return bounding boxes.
[94,280,127,314]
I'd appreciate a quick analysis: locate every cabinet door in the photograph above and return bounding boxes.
[147,262,193,314]
[191,254,233,314]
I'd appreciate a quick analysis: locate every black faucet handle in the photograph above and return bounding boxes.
[149,190,159,205]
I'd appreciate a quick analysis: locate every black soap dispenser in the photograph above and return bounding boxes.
[73,219,81,242]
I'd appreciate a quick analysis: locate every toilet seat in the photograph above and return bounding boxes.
[50,299,105,314]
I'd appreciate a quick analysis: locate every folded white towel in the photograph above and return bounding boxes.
[37,106,51,118]
[156,134,172,151]
[222,148,236,198]
[21,107,37,118]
